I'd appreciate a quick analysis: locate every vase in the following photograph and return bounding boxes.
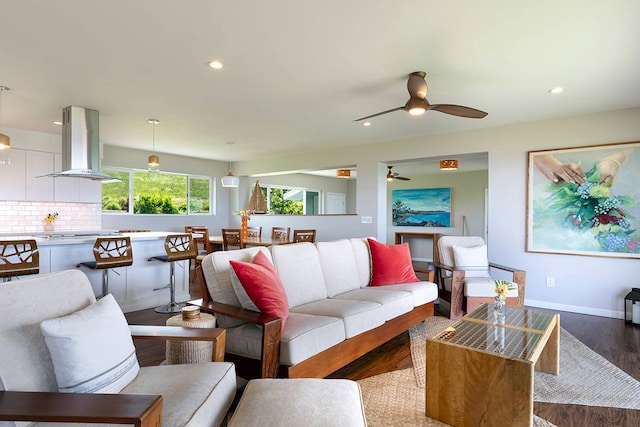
[43,222,54,232]
[241,217,248,240]
[493,295,506,324]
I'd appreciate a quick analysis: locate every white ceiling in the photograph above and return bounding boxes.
[1,1,639,166]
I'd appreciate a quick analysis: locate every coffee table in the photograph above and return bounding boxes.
[426,304,560,427]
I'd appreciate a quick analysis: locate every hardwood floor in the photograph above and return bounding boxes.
[125,291,640,427]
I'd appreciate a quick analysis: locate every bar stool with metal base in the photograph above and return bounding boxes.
[0,239,40,282]
[147,233,197,314]
[76,236,133,298]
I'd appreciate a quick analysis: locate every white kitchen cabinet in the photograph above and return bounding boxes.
[25,151,54,201]
[53,153,101,203]
[38,233,190,312]
[0,149,26,200]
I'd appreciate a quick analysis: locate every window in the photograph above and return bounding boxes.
[260,184,320,215]
[102,168,212,215]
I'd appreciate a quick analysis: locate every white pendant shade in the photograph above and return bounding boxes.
[221,172,239,187]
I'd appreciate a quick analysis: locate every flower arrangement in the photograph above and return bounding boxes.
[494,279,516,301]
[545,164,638,253]
[235,209,255,220]
[44,212,59,223]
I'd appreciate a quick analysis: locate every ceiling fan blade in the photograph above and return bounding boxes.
[395,176,411,181]
[428,104,488,119]
[354,106,404,122]
[407,71,427,99]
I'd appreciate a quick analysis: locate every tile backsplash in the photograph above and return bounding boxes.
[0,201,101,234]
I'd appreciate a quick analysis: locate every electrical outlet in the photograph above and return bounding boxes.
[546,276,555,288]
[361,216,372,224]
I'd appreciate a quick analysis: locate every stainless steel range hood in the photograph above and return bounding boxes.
[46,106,116,181]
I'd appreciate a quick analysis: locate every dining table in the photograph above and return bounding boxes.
[209,235,292,249]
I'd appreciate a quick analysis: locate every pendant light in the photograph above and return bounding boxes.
[439,159,458,171]
[147,118,160,177]
[221,141,239,187]
[0,86,11,165]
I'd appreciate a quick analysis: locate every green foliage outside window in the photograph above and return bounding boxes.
[102,169,211,215]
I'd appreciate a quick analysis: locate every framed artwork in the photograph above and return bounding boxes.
[526,141,640,258]
[392,188,451,227]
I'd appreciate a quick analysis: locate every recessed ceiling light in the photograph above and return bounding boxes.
[548,87,564,94]
[362,122,372,127]
[53,121,63,125]
[208,60,224,70]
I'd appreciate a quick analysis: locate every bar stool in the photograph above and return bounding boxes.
[147,233,197,314]
[76,236,133,298]
[0,239,40,282]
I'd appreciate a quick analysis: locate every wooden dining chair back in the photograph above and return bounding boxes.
[222,229,242,250]
[0,239,40,281]
[189,226,212,256]
[271,227,291,241]
[293,229,317,243]
[247,226,262,238]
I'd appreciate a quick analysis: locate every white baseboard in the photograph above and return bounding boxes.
[525,299,624,319]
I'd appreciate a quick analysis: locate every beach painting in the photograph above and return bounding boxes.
[392,188,451,227]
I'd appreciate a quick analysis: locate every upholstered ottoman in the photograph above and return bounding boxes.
[228,378,367,426]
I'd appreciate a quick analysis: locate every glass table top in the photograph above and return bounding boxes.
[431,304,557,360]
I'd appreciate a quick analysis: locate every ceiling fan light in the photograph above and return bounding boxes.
[440,159,458,171]
[336,169,351,178]
[406,97,427,116]
[221,171,239,187]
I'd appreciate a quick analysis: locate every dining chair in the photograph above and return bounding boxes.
[188,226,212,295]
[292,229,317,243]
[247,226,262,238]
[271,227,291,241]
[222,229,242,251]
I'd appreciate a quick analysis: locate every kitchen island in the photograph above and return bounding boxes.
[1,231,191,313]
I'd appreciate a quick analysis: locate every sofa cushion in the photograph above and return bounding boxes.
[201,247,273,328]
[453,244,491,278]
[350,238,372,287]
[316,239,362,297]
[270,243,328,307]
[367,238,419,286]
[40,294,139,394]
[334,288,414,320]
[224,313,345,366]
[230,251,289,330]
[121,362,236,427]
[291,299,384,339]
[368,281,439,307]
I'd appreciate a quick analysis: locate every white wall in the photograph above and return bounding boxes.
[235,107,640,318]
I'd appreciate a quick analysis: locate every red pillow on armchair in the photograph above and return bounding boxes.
[367,238,419,286]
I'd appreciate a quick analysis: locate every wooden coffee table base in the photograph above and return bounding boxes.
[426,305,559,427]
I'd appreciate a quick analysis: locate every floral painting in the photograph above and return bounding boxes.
[392,188,451,227]
[527,141,640,258]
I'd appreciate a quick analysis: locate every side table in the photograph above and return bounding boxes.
[166,308,217,364]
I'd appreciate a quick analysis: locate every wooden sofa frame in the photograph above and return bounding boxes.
[192,266,434,379]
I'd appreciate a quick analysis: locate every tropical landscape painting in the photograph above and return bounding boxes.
[392,188,451,227]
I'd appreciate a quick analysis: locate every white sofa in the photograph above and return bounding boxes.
[0,270,236,427]
[197,238,438,378]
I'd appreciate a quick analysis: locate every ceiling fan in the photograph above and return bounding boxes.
[386,165,410,181]
[354,71,488,122]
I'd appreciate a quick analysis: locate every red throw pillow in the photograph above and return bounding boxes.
[367,238,419,286]
[229,251,289,330]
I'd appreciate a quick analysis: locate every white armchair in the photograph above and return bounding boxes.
[0,269,236,427]
[433,234,526,319]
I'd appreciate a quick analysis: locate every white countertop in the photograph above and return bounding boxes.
[0,231,174,246]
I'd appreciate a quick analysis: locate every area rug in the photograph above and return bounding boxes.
[409,316,640,409]
[357,368,556,427]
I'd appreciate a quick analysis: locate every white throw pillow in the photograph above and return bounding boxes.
[40,294,139,394]
[452,244,490,278]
